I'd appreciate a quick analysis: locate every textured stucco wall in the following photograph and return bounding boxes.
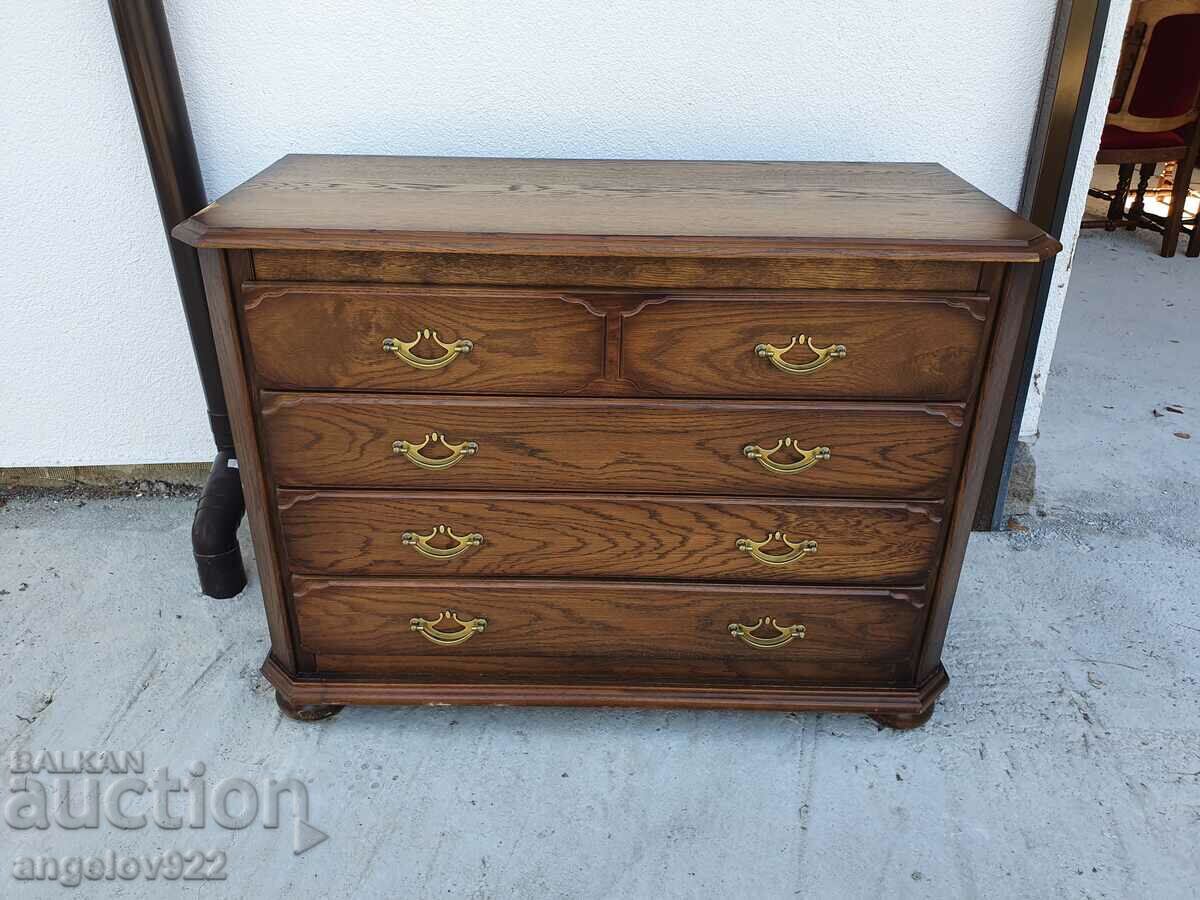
[1,3,210,467]
[3,1,1056,466]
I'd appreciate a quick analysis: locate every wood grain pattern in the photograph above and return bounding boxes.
[243,283,987,400]
[242,283,605,393]
[184,155,1058,721]
[310,653,910,686]
[918,263,1036,678]
[277,490,944,584]
[172,155,1059,261]
[974,263,1027,528]
[264,653,950,714]
[260,393,965,498]
[621,293,988,400]
[291,576,928,684]
[252,249,983,291]
[197,250,295,671]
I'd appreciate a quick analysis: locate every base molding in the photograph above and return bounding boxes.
[263,656,948,719]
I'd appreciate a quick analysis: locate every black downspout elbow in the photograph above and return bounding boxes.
[192,450,247,599]
[109,0,247,597]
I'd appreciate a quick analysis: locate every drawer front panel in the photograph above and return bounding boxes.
[293,577,927,684]
[242,283,605,393]
[279,491,944,584]
[262,393,964,498]
[621,293,988,400]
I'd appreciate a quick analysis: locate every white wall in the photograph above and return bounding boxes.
[1,2,210,467]
[1020,0,1132,440]
[3,1,1057,467]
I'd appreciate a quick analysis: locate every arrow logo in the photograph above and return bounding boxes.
[293,818,328,855]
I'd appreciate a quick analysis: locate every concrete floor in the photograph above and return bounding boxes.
[2,229,1197,898]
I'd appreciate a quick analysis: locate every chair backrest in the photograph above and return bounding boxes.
[1108,0,1200,133]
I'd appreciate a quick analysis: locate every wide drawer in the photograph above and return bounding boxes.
[621,292,989,401]
[243,283,988,401]
[242,283,606,393]
[261,393,965,498]
[293,577,928,685]
[279,491,944,585]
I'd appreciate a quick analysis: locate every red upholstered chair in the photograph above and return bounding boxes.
[1085,0,1200,257]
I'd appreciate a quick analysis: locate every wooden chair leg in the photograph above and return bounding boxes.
[1162,151,1198,257]
[1126,163,1154,230]
[1188,207,1200,257]
[1107,163,1135,230]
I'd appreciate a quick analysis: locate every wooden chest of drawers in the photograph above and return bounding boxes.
[175,155,1057,727]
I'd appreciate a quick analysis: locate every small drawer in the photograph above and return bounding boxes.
[292,577,928,685]
[279,490,944,585]
[621,292,989,401]
[241,282,605,393]
[261,393,965,499]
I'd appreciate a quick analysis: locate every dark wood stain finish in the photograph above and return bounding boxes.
[174,155,1058,261]
[263,653,951,714]
[919,264,1038,678]
[253,250,984,291]
[174,155,1057,727]
[292,577,927,685]
[260,393,965,499]
[278,491,944,584]
[620,292,988,400]
[242,283,606,394]
[197,249,295,670]
[243,283,987,400]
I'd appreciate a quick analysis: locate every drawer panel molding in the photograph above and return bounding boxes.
[292,576,929,685]
[242,283,606,393]
[621,292,989,400]
[262,393,965,498]
[278,490,945,584]
[172,155,1059,723]
[244,283,987,401]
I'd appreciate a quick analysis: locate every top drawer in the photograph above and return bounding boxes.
[242,283,605,395]
[241,283,988,400]
[622,292,988,400]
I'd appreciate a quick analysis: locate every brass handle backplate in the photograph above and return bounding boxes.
[410,610,487,646]
[401,524,484,560]
[735,531,818,567]
[392,432,478,470]
[382,329,473,370]
[743,438,831,475]
[729,617,806,649]
[755,334,846,375]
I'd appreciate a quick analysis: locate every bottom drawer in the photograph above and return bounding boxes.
[292,577,928,685]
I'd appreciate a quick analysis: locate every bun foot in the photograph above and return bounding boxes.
[276,692,343,722]
[870,706,935,730]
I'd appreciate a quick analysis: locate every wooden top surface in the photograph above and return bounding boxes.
[173,155,1057,260]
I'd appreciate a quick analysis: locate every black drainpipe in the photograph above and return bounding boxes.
[109,0,246,598]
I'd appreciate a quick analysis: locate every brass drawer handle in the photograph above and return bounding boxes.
[736,531,818,567]
[410,610,487,646]
[392,432,478,470]
[756,334,846,375]
[729,617,806,649]
[382,329,473,370]
[401,524,484,560]
[743,438,831,475]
